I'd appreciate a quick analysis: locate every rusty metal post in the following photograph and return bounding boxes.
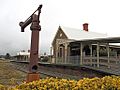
[26,14,41,82]
[29,14,40,72]
[19,5,42,82]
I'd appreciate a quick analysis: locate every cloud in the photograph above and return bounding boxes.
[0,0,120,55]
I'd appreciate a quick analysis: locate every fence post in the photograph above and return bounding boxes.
[90,44,92,66]
[107,43,110,68]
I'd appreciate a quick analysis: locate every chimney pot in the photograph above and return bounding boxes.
[83,23,89,31]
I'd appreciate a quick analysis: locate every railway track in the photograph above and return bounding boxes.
[11,60,111,80]
[11,61,81,79]
[11,62,56,78]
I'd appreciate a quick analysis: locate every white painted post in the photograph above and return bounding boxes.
[97,42,100,67]
[25,56,27,61]
[90,44,92,66]
[80,42,83,65]
[64,43,68,64]
[24,55,26,61]
[55,41,58,64]
[107,43,110,68]
[67,45,70,64]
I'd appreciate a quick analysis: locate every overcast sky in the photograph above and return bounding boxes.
[0,0,120,55]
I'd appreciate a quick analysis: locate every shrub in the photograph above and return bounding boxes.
[10,76,120,90]
[0,84,8,90]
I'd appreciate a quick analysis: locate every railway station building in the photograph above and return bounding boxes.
[14,50,30,61]
[52,23,120,69]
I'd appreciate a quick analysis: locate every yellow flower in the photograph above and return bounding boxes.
[3,76,120,90]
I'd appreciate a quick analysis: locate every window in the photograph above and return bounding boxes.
[60,33,62,37]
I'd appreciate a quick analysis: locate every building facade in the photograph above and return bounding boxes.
[52,23,120,69]
[14,50,30,61]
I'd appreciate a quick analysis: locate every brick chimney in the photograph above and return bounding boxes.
[83,23,88,31]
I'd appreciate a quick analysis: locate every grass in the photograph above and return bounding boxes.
[0,59,26,85]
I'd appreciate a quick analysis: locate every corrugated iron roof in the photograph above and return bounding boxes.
[60,26,107,40]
